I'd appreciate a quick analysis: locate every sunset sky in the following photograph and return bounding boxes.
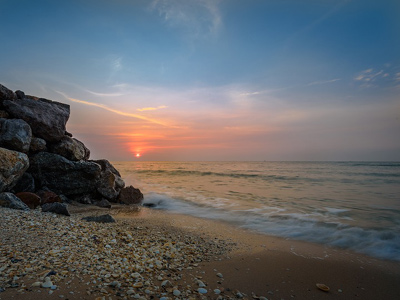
[1,0,399,161]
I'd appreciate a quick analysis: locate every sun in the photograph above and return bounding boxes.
[135,153,141,158]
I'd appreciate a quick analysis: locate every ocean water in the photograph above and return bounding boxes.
[113,161,400,261]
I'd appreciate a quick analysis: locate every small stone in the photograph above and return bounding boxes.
[31,282,41,287]
[41,277,53,288]
[214,289,221,294]
[216,273,223,278]
[198,288,207,294]
[173,289,181,296]
[133,282,143,288]
[197,280,206,287]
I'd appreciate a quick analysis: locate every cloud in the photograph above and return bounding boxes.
[307,78,341,86]
[151,0,222,38]
[55,91,170,127]
[137,105,168,112]
[354,66,400,88]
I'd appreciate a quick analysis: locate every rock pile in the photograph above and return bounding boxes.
[0,83,143,214]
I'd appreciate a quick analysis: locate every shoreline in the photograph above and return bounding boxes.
[1,204,399,299]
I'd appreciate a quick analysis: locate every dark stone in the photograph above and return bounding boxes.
[74,194,93,204]
[117,186,144,205]
[12,172,35,193]
[82,214,115,223]
[29,137,47,153]
[0,84,17,107]
[0,192,29,210]
[36,190,62,205]
[95,199,112,208]
[42,202,70,216]
[3,97,70,142]
[59,194,71,203]
[28,152,101,196]
[0,110,9,118]
[0,147,29,193]
[92,159,125,201]
[50,136,90,161]
[0,118,32,153]
[15,90,25,99]
[15,192,41,209]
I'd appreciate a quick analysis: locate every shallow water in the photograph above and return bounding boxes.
[113,161,400,261]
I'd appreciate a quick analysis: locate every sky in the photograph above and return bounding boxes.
[1,0,399,161]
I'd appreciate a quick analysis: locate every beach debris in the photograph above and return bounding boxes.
[316,283,330,292]
[41,277,54,288]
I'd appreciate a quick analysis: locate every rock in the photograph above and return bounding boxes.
[3,97,70,142]
[28,152,101,196]
[0,110,9,118]
[0,147,29,192]
[0,118,32,152]
[82,214,115,223]
[15,192,41,209]
[198,288,207,294]
[41,277,53,288]
[74,194,93,204]
[0,192,29,210]
[12,172,35,193]
[29,137,47,153]
[41,202,70,216]
[95,199,112,208]
[50,136,90,161]
[15,90,25,99]
[117,186,143,205]
[0,84,17,106]
[93,159,125,202]
[36,190,62,205]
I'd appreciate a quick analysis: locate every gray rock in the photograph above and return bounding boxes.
[117,186,144,205]
[0,147,29,192]
[29,137,47,153]
[95,199,112,208]
[3,97,70,142]
[12,172,35,193]
[50,136,90,161]
[41,202,70,216]
[0,192,29,210]
[82,214,115,223]
[74,194,93,204]
[0,84,17,105]
[0,118,32,152]
[28,152,101,196]
[15,90,25,99]
[93,159,125,201]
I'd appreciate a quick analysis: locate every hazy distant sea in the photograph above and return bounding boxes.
[114,161,400,261]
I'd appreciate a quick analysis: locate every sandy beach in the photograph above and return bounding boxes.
[1,204,399,300]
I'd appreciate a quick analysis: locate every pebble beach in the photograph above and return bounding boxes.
[1,204,400,300]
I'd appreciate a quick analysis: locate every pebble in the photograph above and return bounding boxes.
[214,289,221,294]
[0,207,236,299]
[198,288,208,294]
[216,273,223,278]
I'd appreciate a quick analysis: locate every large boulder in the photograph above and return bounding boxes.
[50,136,90,161]
[0,84,17,107]
[93,159,125,201]
[28,152,102,196]
[117,186,144,205]
[0,118,32,152]
[12,172,35,193]
[0,147,29,192]
[0,192,29,210]
[3,97,70,142]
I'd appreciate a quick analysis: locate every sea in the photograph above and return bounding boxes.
[113,161,400,261]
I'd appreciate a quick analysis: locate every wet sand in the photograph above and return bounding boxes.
[1,204,399,299]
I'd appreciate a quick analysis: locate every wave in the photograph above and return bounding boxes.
[142,192,400,262]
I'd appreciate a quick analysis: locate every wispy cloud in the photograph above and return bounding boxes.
[354,66,400,88]
[137,105,168,112]
[151,0,222,38]
[307,78,341,86]
[55,91,170,127]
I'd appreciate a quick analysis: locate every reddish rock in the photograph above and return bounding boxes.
[37,190,62,205]
[117,186,143,205]
[15,192,41,209]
